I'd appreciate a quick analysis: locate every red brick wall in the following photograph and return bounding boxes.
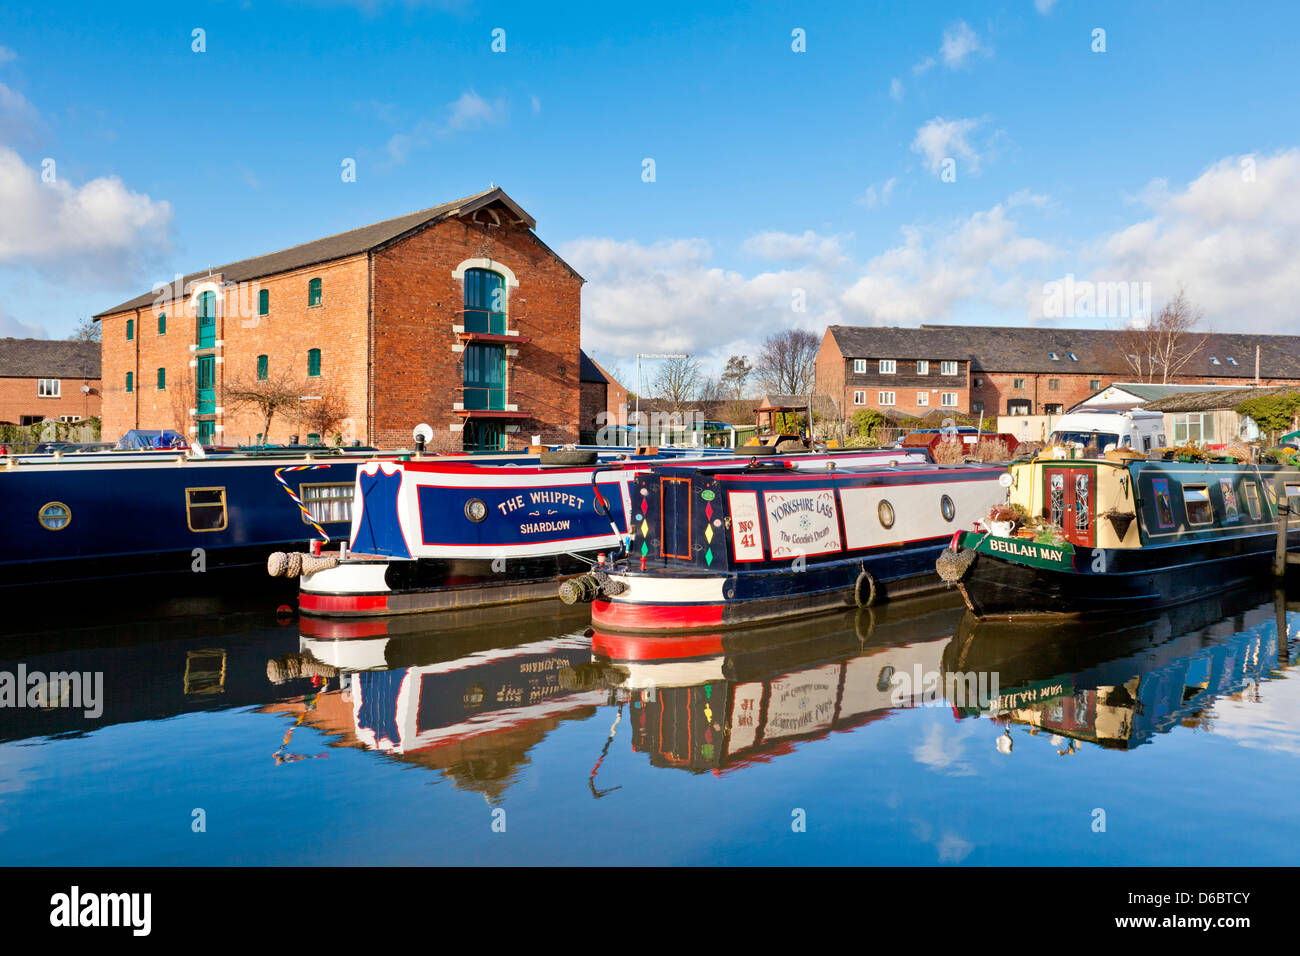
[814,330,845,420]
[371,217,582,452]
[99,257,373,445]
[0,376,101,425]
[974,370,1300,416]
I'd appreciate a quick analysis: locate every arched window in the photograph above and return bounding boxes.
[157,368,166,390]
[197,290,216,347]
[126,318,134,340]
[308,278,322,307]
[157,313,166,334]
[259,289,270,316]
[125,371,133,393]
[463,268,505,334]
[257,355,268,380]
[307,348,321,377]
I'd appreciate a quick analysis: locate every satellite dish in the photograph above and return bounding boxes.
[413,423,434,445]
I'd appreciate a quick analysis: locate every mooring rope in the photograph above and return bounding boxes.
[274,464,332,544]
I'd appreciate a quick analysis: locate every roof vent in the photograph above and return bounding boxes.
[1227,357,1238,365]
[1209,356,1221,365]
[1067,352,1078,361]
[1048,352,1059,360]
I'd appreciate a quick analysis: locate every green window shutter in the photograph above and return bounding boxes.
[259,289,269,315]
[157,368,166,390]
[126,318,134,340]
[307,433,321,445]
[126,372,133,393]
[307,349,321,377]
[158,313,166,334]
[308,278,322,307]
[257,354,268,380]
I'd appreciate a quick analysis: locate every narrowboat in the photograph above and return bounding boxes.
[0,446,398,598]
[294,447,925,617]
[936,449,1300,620]
[582,457,1007,631]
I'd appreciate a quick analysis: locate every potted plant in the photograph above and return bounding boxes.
[985,502,1030,537]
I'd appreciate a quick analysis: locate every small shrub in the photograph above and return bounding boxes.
[931,439,966,464]
[972,438,1012,461]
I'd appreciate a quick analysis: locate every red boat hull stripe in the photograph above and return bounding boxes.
[591,599,725,631]
[299,592,390,615]
[591,630,725,660]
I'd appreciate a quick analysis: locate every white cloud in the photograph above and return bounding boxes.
[912,116,983,175]
[1034,0,1059,13]
[562,236,837,363]
[385,89,508,164]
[0,146,173,282]
[889,77,904,102]
[741,229,850,265]
[858,177,898,209]
[912,56,935,76]
[1079,149,1300,332]
[0,308,48,338]
[940,20,987,68]
[0,46,17,64]
[0,82,46,146]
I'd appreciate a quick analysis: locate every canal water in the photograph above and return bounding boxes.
[1,587,1297,866]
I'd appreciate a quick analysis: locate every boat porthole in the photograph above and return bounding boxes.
[877,665,895,692]
[464,498,488,522]
[940,494,956,522]
[38,501,71,531]
[878,499,895,529]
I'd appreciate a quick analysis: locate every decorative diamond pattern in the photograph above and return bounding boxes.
[704,524,714,543]
[705,503,713,519]
[705,547,713,565]
[640,519,649,537]
[640,541,649,556]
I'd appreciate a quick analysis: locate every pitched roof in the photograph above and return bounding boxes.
[826,324,1300,378]
[95,187,567,317]
[579,350,609,383]
[1141,385,1300,412]
[0,338,101,378]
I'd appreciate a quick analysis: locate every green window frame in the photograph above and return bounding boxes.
[126,318,134,340]
[197,290,216,348]
[125,371,133,393]
[158,313,166,334]
[306,433,321,446]
[463,268,506,334]
[257,354,268,380]
[157,367,166,390]
[308,278,322,307]
[259,289,270,316]
[307,348,321,377]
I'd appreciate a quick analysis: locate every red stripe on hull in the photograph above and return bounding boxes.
[591,630,725,661]
[299,592,390,616]
[590,599,725,632]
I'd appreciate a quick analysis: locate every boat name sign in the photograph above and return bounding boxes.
[964,531,1076,571]
[764,490,841,557]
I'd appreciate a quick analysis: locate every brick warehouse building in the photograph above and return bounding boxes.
[0,338,101,426]
[95,187,583,451]
[816,324,1300,420]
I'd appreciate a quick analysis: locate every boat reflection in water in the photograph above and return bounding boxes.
[590,586,1299,772]
[266,603,603,800]
[946,587,1300,753]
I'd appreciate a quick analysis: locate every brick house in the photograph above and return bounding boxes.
[817,324,1300,420]
[0,338,101,426]
[94,187,584,451]
[578,350,628,441]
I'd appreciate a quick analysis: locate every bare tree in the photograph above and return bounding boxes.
[652,356,703,412]
[756,329,818,395]
[298,382,352,444]
[719,354,753,399]
[168,368,195,436]
[1113,288,1209,383]
[68,316,101,343]
[223,369,302,441]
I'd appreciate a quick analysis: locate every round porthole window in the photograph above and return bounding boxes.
[464,498,488,522]
[878,499,896,529]
[940,494,956,522]
[39,501,71,530]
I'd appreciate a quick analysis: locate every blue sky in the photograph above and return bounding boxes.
[2,0,1299,375]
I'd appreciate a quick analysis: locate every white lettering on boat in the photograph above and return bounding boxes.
[987,538,1065,563]
[519,520,572,535]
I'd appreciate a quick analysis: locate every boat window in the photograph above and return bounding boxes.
[878,499,895,529]
[1050,473,1065,526]
[300,483,354,524]
[1152,478,1175,529]
[1050,430,1119,450]
[1075,474,1090,532]
[1182,484,1214,526]
[186,487,228,532]
[940,494,956,522]
[1218,479,1239,521]
[38,501,71,531]
[1243,482,1262,520]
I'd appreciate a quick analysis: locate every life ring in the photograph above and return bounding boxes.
[854,568,876,608]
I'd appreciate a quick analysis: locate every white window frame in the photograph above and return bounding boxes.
[853,390,866,405]
[940,361,958,376]
[878,391,896,406]
[853,359,867,374]
[941,392,958,407]
[916,391,929,406]
[38,378,61,398]
[917,360,929,375]
[879,359,896,375]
